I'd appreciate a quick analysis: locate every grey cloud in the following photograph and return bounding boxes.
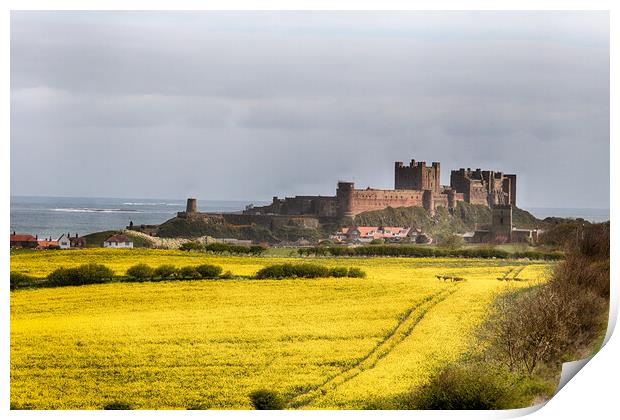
[10,11,609,209]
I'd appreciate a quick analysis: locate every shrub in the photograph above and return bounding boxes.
[103,401,132,410]
[10,402,34,410]
[249,390,284,410]
[405,364,511,409]
[10,272,35,290]
[204,243,231,254]
[300,245,561,260]
[220,270,234,279]
[329,267,349,278]
[255,263,325,279]
[370,238,385,245]
[347,267,366,278]
[293,263,330,278]
[195,264,223,279]
[47,264,113,286]
[179,242,204,252]
[178,266,201,279]
[255,263,365,279]
[249,245,267,255]
[479,224,609,376]
[437,234,465,250]
[154,264,177,280]
[126,264,154,281]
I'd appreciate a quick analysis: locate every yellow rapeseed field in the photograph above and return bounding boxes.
[10,249,553,409]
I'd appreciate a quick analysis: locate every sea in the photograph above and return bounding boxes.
[523,207,610,223]
[9,196,610,240]
[10,196,268,240]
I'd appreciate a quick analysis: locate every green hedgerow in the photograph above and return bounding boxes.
[126,264,154,281]
[154,264,177,280]
[195,264,223,279]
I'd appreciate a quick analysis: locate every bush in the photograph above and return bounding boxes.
[298,245,561,260]
[154,264,177,280]
[47,264,113,286]
[195,264,223,279]
[437,233,465,250]
[10,272,35,290]
[103,401,132,410]
[178,266,201,279]
[329,267,349,278]
[249,390,284,410]
[249,245,267,255]
[179,242,204,252]
[347,267,366,278]
[405,364,511,409]
[255,263,365,279]
[126,264,154,281]
[480,222,609,375]
[203,243,266,255]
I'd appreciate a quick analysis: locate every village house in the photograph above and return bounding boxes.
[103,234,134,249]
[10,232,39,249]
[331,226,414,244]
[36,238,59,249]
[58,234,71,249]
[57,233,87,249]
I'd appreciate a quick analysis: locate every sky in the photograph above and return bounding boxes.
[10,11,610,209]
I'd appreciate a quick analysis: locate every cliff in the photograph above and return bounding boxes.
[350,202,542,236]
[152,203,542,244]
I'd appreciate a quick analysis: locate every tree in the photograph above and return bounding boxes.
[437,233,464,250]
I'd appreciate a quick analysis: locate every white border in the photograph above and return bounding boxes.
[3,2,617,420]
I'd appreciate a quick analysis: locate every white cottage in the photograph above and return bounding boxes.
[103,234,134,249]
[57,234,72,249]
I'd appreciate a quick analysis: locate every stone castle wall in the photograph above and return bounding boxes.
[450,168,516,207]
[349,188,426,215]
[243,158,517,219]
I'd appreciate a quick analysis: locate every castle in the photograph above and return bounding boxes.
[244,159,516,218]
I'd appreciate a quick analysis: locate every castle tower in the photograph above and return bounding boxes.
[422,189,435,215]
[430,162,440,193]
[491,205,512,243]
[336,181,355,218]
[186,198,197,214]
[395,158,440,192]
[447,189,457,210]
[505,174,517,207]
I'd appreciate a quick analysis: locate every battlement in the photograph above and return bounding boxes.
[394,158,441,193]
[243,158,517,220]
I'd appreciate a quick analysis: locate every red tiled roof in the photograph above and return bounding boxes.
[10,234,37,242]
[104,234,131,243]
[353,227,379,237]
[37,240,59,248]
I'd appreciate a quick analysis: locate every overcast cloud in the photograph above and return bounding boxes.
[10,11,609,208]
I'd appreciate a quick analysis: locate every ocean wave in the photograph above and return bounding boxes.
[122,202,181,206]
[52,208,141,213]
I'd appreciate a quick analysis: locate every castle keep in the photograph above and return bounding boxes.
[244,159,517,218]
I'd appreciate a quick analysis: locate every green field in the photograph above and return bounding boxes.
[10,249,553,409]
